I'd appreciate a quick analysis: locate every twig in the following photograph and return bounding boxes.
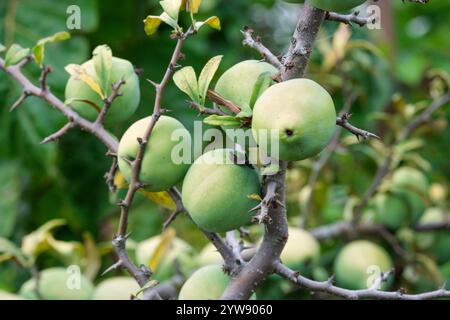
[39,65,52,93]
[188,100,226,115]
[163,187,187,230]
[104,157,118,192]
[325,11,375,27]
[40,121,75,144]
[9,90,31,112]
[336,113,381,140]
[0,58,119,152]
[94,79,126,127]
[241,26,283,70]
[206,89,241,114]
[274,261,450,300]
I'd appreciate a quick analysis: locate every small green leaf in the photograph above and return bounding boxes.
[0,43,5,53]
[160,0,182,21]
[195,16,221,31]
[0,237,29,267]
[32,31,70,66]
[203,115,241,128]
[143,12,178,36]
[236,103,252,118]
[4,44,30,67]
[198,55,222,105]
[92,45,113,97]
[249,71,273,108]
[173,66,200,103]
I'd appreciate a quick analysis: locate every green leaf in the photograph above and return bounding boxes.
[249,71,273,108]
[203,115,241,128]
[0,237,29,267]
[65,64,105,99]
[236,103,252,118]
[0,43,5,53]
[92,45,113,97]
[195,16,221,31]
[198,55,222,105]
[173,66,200,103]
[32,31,71,67]
[143,12,178,36]
[160,0,182,21]
[4,44,30,67]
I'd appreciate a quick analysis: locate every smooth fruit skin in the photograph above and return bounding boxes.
[281,228,320,271]
[182,149,261,233]
[136,236,198,281]
[392,166,429,196]
[118,116,191,192]
[178,265,257,300]
[417,208,450,264]
[333,240,393,290]
[214,60,278,111]
[93,277,140,300]
[372,193,409,229]
[65,57,140,126]
[20,267,94,300]
[252,79,336,161]
[308,0,366,12]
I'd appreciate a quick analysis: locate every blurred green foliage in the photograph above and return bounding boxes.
[0,0,449,298]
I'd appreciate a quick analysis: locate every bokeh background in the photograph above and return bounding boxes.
[0,0,449,299]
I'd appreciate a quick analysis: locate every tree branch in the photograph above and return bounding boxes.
[325,11,375,27]
[0,58,119,152]
[274,261,450,300]
[336,113,381,140]
[241,26,283,70]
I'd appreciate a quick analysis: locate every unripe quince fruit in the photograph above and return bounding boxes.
[333,240,392,290]
[20,267,94,300]
[93,277,140,300]
[281,228,320,271]
[214,60,278,112]
[118,116,191,192]
[372,193,409,229]
[417,208,450,264]
[65,57,140,126]
[135,235,198,281]
[178,265,256,300]
[182,149,261,233]
[252,78,336,161]
[391,166,429,196]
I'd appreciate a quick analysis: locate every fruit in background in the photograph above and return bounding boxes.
[252,79,336,161]
[417,208,450,264]
[65,57,140,126]
[19,267,94,300]
[372,193,409,229]
[118,116,191,192]
[198,241,254,266]
[178,265,257,300]
[214,60,278,112]
[182,149,261,233]
[333,240,393,290]
[136,235,198,281]
[92,277,140,300]
[281,228,320,272]
[0,290,24,300]
[308,0,366,12]
[391,166,429,196]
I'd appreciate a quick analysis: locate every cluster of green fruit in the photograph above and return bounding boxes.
[283,0,367,12]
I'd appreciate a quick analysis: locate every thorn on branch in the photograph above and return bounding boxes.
[104,157,118,192]
[94,79,126,126]
[10,90,32,112]
[336,113,381,140]
[251,181,278,224]
[40,121,75,144]
[241,26,283,70]
[39,65,52,94]
[325,11,374,27]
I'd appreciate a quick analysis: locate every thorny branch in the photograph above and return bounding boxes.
[241,26,283,70]
[325,11,375,27]
[274,261,450,300]
[336,113,381,140]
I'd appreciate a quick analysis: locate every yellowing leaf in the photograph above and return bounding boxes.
[21,219,66,260]
[247,194,262,201]
[198,55,222,105]
[33,31,70,66]
[160,0,182,21]
[195,16,221,31]
[0,237,29,267]
[143,12,178,36]
[65,64,105,99]
[322,24,351,72]
[92,45,113,96]
[173,66,200,103]
[139,190,176,210]
[180,0,201,13]
[148,228,176,271]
